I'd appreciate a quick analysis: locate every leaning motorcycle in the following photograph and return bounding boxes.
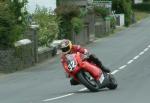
[63,52,118,92]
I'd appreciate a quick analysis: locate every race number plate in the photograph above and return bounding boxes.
[66,54,77,71]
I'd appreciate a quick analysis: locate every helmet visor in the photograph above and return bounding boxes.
[61,45,70,53]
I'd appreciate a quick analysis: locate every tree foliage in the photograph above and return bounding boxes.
[112,0,132,26]
[93,6,109,19]
[55,4,84,39]
[143,0,150,2]
[8,0,28,25]
[71,17,84,34]
[32,6,59,46]
[133,2,150,12]
[0,0,27,48]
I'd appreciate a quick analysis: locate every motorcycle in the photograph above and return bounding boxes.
[63,52,118,92]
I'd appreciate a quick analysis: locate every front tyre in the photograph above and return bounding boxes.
[107,74,118,90]
[76,70,99,92]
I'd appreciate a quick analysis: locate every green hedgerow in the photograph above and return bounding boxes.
[112,0,132,26]
[55,4,84,39]
[32,6,59,46]
[0,1,23,48]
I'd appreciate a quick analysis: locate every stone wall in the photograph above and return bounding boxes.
[38,47,56,63]
[0,42,34,73]
[0,42,58,73]
[0,49,19,72]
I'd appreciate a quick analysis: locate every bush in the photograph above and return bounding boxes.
[133,3,150,12]
[93,6,109,19]
[55,4,84,39]
[143,0,150,2]
[110,16,116,29]
[56,4,80,20]
[32,6,59,46]
[0,1,22,48]
[71,17,84,34]
[8,0,28,25]
[112,0,132,26]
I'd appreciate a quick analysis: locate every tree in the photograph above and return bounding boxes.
[32,6,59,46]
[56,0,60,6]
[8,0,28,25]
[143,0,150,2]
[0,0,28,48]
[55,4,84,39]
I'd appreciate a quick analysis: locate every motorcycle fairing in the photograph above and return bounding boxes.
[64,52,102,81]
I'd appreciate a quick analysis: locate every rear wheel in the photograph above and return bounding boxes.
[76,70,99,92]
[107,74,118,90]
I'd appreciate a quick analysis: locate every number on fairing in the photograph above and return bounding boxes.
[68,60,76,71]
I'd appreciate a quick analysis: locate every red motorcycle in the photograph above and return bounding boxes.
[63,52,117,92]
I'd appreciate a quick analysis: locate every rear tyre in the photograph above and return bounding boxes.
[76,70,99,92]
[107,74,118,90]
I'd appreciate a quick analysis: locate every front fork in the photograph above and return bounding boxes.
[98,72,110,89]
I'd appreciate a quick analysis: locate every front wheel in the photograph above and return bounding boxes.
[107,74,118,90]
[76,70,99,92]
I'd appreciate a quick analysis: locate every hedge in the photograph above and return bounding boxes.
[133,3,150,12]
[143,0,150,2]
[112,0,132,26]
[0,1,22,48]
[55,4,84,39]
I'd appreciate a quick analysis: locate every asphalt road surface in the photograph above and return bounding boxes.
[0,16,150,103]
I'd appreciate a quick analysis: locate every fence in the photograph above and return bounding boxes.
[95,16,111,38]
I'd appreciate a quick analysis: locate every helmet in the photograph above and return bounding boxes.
[60,39,72,54]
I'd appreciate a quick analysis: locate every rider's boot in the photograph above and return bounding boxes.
[100,65,111,73]
[70,78,80,85]
[89,54,111,73]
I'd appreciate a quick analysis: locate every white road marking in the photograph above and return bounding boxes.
[43,93,74,102]
[127,59,134,64]
[118,65,127,70]
[139,51,145,56]
[42,44,150,102]
[78,88,87,92]
[133,55,140,60]
[144,48,149,52]
[111,70,119,75]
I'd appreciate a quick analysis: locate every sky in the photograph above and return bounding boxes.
[27,0,56,13]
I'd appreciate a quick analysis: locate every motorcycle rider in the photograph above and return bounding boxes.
[60,39,111,85]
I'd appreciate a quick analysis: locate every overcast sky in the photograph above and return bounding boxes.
[27,0,56,13]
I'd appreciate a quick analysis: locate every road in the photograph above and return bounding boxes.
[0,16,150,103]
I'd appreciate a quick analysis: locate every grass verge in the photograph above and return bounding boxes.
[134,10,149,21]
